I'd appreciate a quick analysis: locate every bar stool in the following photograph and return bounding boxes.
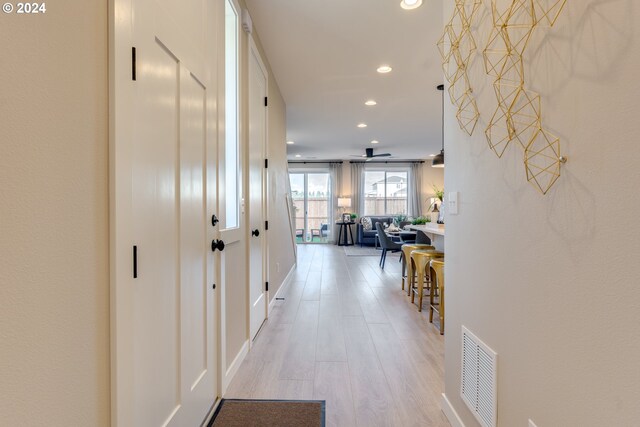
[400,244,434,291]
[410,249,444,311]
[429,259,445,334]
[406,247,443,297]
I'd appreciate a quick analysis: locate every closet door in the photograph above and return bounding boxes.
[112,0,217,425]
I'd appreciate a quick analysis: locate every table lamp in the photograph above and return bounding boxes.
[338,197,351,210]
[338,197,351,221]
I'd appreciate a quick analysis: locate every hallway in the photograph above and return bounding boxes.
[226,244,450,427]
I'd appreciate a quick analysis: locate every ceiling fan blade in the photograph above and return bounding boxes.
[373,153,392,157]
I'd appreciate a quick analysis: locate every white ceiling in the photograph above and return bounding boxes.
[245,0,444,161]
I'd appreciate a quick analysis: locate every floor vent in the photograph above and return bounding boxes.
[461,326,498,427]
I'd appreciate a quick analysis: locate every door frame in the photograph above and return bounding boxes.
[218,0,247,394]
[247,35,270,338]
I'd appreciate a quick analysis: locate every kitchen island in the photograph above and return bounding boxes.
[407,224,445,251]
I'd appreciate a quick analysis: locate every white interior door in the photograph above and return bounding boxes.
[248,38,268,341]
[114,1,217,425]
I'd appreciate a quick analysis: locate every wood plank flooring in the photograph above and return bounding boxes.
[225,244,450,427]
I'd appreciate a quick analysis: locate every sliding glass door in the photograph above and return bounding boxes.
[289,172,331,244]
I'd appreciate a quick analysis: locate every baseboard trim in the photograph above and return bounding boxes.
[223,340,249,391]
[442,393,466,427]
[268,263,296,313]
[201,397,222,427]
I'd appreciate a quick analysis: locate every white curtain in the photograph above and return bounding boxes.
[408,162,423,218]
[329,162,342,243]
[350,162,364,216]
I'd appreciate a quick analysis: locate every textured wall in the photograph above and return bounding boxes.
[443,1,640,426]
[0,1,110,425]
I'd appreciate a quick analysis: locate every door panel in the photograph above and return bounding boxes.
[128,2,216,425]
[178,67,214,425]
[248,41,267,341]
[131,36,180,427]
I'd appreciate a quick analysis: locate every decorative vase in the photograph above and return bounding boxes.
[430,201,441,224]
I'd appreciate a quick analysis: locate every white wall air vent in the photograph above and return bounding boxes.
[461,326,498,427]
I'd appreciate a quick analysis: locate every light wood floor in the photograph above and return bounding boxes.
[225,244,450,427]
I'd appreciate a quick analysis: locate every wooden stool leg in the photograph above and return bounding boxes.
[407,257,414,297]
[417,268,425,312]
[439,283,444,334]
[410,259,418,304]
[401,254,406,290]
[429,267,435,323]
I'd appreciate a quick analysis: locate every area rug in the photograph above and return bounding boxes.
[208,399,325,427]
[343,246,400,257]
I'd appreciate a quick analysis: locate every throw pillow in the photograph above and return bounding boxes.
[361,217,372,231]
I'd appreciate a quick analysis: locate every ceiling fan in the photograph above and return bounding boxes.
[351,147,392,161]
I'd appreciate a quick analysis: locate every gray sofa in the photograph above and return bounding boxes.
[356,216,395,247]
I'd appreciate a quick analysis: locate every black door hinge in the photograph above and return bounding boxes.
[264,158,268,168]
[133,245,138,278]
[265,220,269,231]
[132,47,137,81]
[264,96,268,107]
[265,281,269,292]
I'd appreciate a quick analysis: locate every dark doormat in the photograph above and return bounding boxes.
[208,399,325,427]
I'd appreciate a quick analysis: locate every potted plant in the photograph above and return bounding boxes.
[394,213,408,226]
[427,185,444,209]
[427,185,444,223]
[411,216,430,225]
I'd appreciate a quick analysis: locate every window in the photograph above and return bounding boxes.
[224,0,239,229]
[363,170,408,216]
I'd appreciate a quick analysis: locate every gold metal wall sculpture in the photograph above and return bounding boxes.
[482,0,567,195]
[437,0,481,136]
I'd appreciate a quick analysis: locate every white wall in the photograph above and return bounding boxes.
[443,1,640,426]
[0,1,110,425]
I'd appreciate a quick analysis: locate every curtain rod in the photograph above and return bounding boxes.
[288,160,343,164]
[349,160,425,164]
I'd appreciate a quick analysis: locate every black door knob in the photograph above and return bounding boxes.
[211,239,225,252]
[211,214,219,227]
[251,229,260,237]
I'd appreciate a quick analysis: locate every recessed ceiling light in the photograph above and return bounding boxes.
[400,0,422,10]
[294,154,301,158]
[429,154,436,157]
[286,141,295,145]
[365,100,377,106]
[357,123,368,128]
[377,65,392,74]
[371,140,379,144]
